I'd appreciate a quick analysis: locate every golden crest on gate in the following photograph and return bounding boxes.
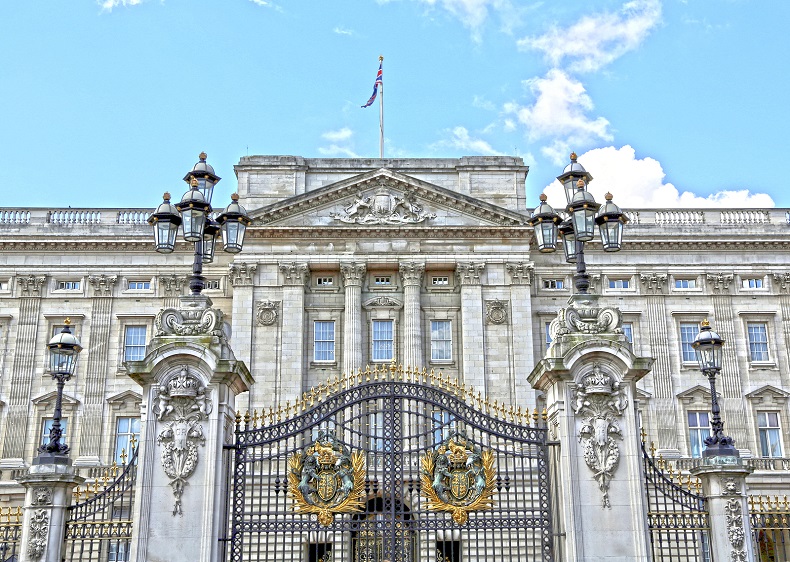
[288,431,366,526]
[420,432,496,524]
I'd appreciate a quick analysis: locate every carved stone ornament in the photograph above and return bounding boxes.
[550,295,622,338]
[88,274,117,296]
[772,272,790,294]
[721,476,740,496]
[330,187,436,225]
[340,263,367,286]
[153,366,212,516]
[639,272,668,294]
[399,262,425,285]
[32,487,52,506]
[363,295,403,309]
[154,298,225,337]
[485,299,509,325]
[159,274,186,296]
[571,364,629,508]
[256,300,280,326]
[18,274,46,297]
[505,262,533,285]
[707,272,734,294]
[420,432,496,525]
[287,430,366,526]
[280,262,309,286]
[455,263,485,286]
[725,498,747,561]
[229,262,257,286]
[27,508,49,559]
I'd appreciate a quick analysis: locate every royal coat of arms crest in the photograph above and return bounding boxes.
[288,431,366,525]
[420,432,496,524]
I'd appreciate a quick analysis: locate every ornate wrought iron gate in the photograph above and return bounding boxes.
[222,366,554,562]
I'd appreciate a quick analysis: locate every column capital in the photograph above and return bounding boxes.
[505,262,533,285]
[159,274,187,297]
[340,262,367,286]
[707,272,734,294]
[398,262,425,286]
[88,274,117,297]
[455,262,485,286]
[229,262,257,287]
[17,274,47,297]
[279,262,309,286]
[639,272,667,294]
[772,272,790,294]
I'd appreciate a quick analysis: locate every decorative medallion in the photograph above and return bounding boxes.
[154,366,212,516]
[485,299,509,325]
[27,509,48,559]
[256,300,280,326]
[32,487,52,506]
[288,431,366,526]
[330,188,436,225]
[420,432,496,524]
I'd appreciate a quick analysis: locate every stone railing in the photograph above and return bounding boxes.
[674,456,790,472]
[0,208,153,226]
[625,208,789,226]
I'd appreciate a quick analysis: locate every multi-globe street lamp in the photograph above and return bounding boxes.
[692,319,738,457]
[39,318,82,457]
[528,152,629,294]
[147,153,251,294]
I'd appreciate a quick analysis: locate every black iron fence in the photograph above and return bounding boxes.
[749,494,790,562]
[0,506,21,561]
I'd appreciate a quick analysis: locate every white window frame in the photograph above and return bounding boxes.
[316,276,334,287]
[622,322,634,344]
[746,322,770,363]
[542,278,565,290]
[126,279,152,291]
[313,321,336,362]
[56,280,81,291]
[123,325,148,362]
[374,275,391,286]
[114,416,141,465]
[607,278,631,289]
[545,321,553,349]
[741,276,765,290]
[0,279,10,292]
[371,319,395,362]
[430,320,452,362]
[431,276,449,286]
[756,411,783,458]
[672,277,700,291]
[687,410,710,458]
[679,322,699,363]
[204,278,221,291]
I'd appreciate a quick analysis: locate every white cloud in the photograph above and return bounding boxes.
[415,0,527,41]
[472,95,496,111]
[504,69,611,165]
[541,146,775,209]
[333,26,354,36]
[322,128,354,142]
[432,126,503,155]
[318,145,360,158]
[518,0,662,73]
[98,0,143,11]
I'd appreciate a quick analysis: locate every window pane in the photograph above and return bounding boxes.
[115,417,141,464]
[622,323,633,343]
[314,321,335,361]
[679,323,698,362]
[372,320,393,361]
[41,418,68,446]
[747,323,769,361]
[545,322,553,349]
[430,320,452,361]
[124,325,147,362]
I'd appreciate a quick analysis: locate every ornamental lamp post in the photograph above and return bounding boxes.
[528,152,628,294]
[147,153,252,295]
[39,318,82,457]
[692,319,738,457]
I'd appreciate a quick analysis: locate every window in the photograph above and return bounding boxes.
[747,323,769,361]
[374,276,391,285]
[432,276,449,286]
[308,543,332,562]
[679,323,698,362]
[687,411,710,458]
[124,326,147,362]
[57,280,80,290]
[0,280,9,291]
[545,322,553,349]
[114,417,140,465]
[432,410,455,443]
[543,279,564,289]
[316,276,334,286]
[108,540,130,562]
[742,277,764,289]
[608,279,630,289]
[430,320,452,361]
[314,321,335,362]
[204,279,220,290]
[128,281,150,290]
[367,405,388,451]
[622,322,633,344]
[371,320,394,361]
[675,278,696,289]
[757,412,783,458]
[41,418,68,447]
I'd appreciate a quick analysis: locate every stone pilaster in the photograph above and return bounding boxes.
[2,275,46,464]
[158,274,187,309]
[229,262,257,403]
[17,459,84,562]
[690,460,756,562]
[456,263,485,393]
[639,272,679,454]
[530,297,653,562]
[341,262,366,375]
[398,262,424,370]
[773,272,790,372]
[279,262,308,403]
[707,272,749,451]
[506,262,535,406]
[75,275,117,465]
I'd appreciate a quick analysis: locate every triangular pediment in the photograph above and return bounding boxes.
[32,391,78,408]
[677,384,720,406]
[250,168,526,228]
[745,385,790,404]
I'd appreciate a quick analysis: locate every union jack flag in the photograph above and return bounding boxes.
[361,60,383,108]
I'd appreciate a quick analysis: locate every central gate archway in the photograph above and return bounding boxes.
[222,365,554,562]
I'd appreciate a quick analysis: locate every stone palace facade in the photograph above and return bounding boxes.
[0,154,788,502]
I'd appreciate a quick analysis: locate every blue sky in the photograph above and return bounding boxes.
[1,0,786,210]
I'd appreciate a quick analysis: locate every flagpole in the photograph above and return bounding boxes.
[378,55,384,159]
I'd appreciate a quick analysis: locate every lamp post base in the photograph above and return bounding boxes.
[703,443,739,458]
[32,452,72,466]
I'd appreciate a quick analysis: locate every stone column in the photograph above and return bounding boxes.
[506,262,535,406]
[126,297,252,562]
[690,460,756,562]
[76,274,117,466]
[707,273,749,451]
[341,262,366,375]
[772,272,790,359]
[639,272,680,455]
[17,458,84,562]
[279,262,308,403]
[529,294,654,562]
[229,262,257,402]
[1,275,46,466]
[398,262,424,369]
[456,263,485,392]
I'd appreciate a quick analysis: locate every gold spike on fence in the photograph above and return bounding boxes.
[0,506,22,524]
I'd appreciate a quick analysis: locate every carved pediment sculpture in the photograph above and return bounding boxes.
[330,187,436,225]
